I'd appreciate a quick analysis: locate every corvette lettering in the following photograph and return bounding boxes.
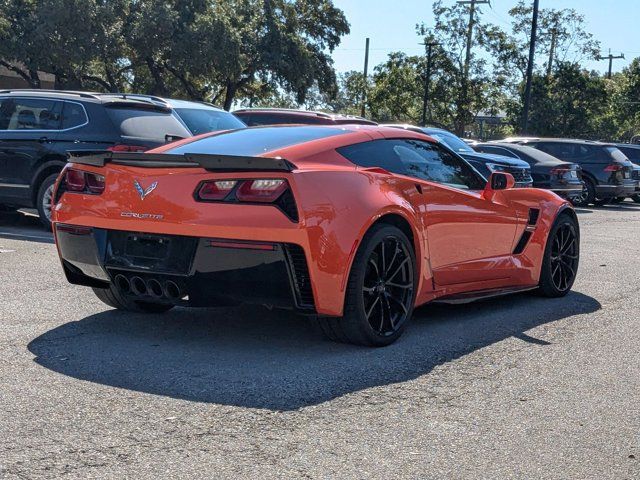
[120,212,164,220]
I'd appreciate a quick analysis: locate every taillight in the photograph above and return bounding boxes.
[63,169,105,195]
[107,144,148,153]
[604,164,623,172]
[549,167,569,178]
[236,179,288,203]
[65,169,86,191]
[195,179,289,203]
[197,180,237,201]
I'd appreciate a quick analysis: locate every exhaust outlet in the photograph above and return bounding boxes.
[130,276,147,296]
[114,274,130,293]
[164,280,181,301]
[147,279,164,298]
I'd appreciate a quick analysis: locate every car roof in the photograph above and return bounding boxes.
[157,124,432,161]
[479,142,571,165]
[233,108,377,124]
[503,136,608,146]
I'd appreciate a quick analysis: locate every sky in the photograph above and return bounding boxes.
[330,0,639,75]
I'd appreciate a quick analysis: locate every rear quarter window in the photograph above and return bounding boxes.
[105,106,190,142]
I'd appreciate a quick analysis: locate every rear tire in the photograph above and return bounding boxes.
[36,173,59,230]
[317,224,416,347]
[536,213,579,298]
[609,197,625,204]
[92,285,174,313]
[632,194,640,204]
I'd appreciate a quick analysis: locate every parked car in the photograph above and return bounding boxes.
[611,143,640,203]
[502,137,636,206]
[0,90,195,226]
[53,125,579,347]
[233,108,377,126]
[473,142,584,202]
[384,125,534,187]
[113,95,246,135]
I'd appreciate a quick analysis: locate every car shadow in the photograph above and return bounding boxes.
[28,291,601,411]
[0,209,53,244]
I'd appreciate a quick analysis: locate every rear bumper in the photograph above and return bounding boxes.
[55,224,316,313]
[595,184,636,198]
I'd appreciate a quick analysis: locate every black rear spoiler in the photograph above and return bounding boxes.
[66,150,297,172]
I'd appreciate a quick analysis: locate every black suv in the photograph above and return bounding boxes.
[502,138,636,206]
[0,90,191,226]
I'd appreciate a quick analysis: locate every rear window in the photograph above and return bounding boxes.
[105,106,190,142]
[167,126,348,156]
[174,108,245,135]
[605,146,630,163]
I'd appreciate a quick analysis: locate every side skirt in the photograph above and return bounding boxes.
[431,285,538,305]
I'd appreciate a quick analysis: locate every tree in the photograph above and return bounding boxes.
[508,62,608,139]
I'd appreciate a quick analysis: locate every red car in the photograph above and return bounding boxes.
[52,125,580,346]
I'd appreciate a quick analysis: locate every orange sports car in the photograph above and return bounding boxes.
[52,125,580,346]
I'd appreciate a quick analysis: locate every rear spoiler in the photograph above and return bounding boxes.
[66,150,297,172]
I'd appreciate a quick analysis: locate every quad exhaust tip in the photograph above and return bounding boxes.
[114,275,182,301]
[164,280,181,300]
[147,279,164,298]
[130,276,147,296]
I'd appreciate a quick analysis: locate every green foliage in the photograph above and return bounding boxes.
[0,0,349,110]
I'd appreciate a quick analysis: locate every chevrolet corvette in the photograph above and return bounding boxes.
[52,125,580,346]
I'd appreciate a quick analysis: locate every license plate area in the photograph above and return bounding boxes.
[105,231,197,274]
[125,235,170,260]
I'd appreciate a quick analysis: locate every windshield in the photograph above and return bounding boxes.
[174,108,245,135]
[427,131,474,153]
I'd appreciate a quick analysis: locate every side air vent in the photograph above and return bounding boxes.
[513,231,533,255]
[283,244,315,310]
[514,208,540,255]
[528,208,540,225]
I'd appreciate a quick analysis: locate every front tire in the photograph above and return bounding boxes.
[36,173,59,229]
[632,194,640,204]
[537,213,580,298]
[317,224,416,347]
[93,285,174,313]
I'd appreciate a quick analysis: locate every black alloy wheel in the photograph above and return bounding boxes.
[549,223,579,292]
[537,213,579,297]
[362,235,414,337]
[316,224,416,347]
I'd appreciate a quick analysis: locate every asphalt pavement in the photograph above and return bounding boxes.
[0,204,639,479]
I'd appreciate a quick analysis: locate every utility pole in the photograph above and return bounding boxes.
[456,0,490,135]
[420,41,439,126]
[597,49,625,79]
[360,37,370,117]
[522,0,539,135]
[546,24,558,77]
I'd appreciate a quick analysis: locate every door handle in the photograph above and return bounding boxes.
[415,183,423,194]
[38,136,49,143]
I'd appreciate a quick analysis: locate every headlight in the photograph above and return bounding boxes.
[486,163,507,172]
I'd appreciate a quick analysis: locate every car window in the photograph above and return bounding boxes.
[167,125,348,156]
[61,102,88,129]
[337,139,485,190]
[605,146,629,163]
[0,97,63,130]
[174,108,245,135]
[426,131,474,153]
[477,146,520,158]
[105,106,190,142]
[617,146,640,161]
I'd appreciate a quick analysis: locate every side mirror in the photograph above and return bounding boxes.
[486,172,515,191]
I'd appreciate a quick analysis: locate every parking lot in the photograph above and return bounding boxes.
[0,204,639,479]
